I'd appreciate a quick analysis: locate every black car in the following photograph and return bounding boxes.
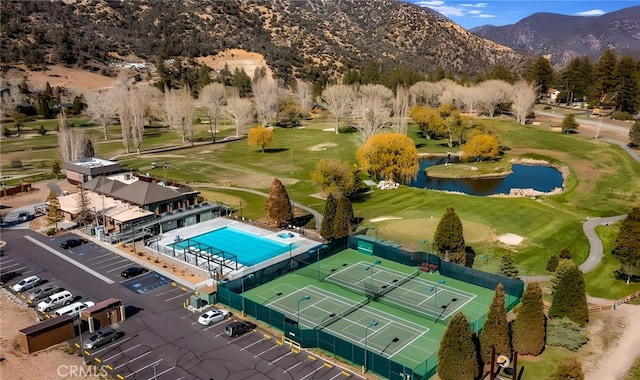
[0,271,21,285]
[120,266,148,279]
[59,238,88,249]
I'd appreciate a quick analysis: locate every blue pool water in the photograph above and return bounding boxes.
[173,226,296,266]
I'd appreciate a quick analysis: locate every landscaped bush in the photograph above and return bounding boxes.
[45,228,57,236]
[547,317,589,351]
[612,111,633,121]
[543,106,552,110]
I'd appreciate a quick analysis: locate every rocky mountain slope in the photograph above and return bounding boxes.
[0,0,524,80]
[471,6,640,67]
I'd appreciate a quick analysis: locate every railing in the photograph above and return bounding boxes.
[588,289,640,312]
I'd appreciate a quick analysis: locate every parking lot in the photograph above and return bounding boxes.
[0,229,361,379]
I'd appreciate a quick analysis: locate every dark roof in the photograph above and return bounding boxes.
[82,176,111,191]
[19,315,74,335]
[176,185,197,194]
[82,298,122,314]
[111,180,184,206]
[97,179,127,194]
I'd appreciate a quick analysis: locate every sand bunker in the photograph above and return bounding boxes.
[370,216,402,222]
[497,233,524,246]
[307,143,337,151]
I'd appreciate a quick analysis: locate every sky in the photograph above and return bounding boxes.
[409,1,639,29]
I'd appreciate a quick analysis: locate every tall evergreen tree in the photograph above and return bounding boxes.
[499,253,519,278]
[265,178,293,227]
[613,56,640,113]
[332,193,353,239]
[434,207,465,263]
[511,282,546,355]
[552,259,573,292]
[480,283,510,361]
[527,56,555,96]
[561,57,593,103]
[232,67,252,98]
[319,193,338,240]
[546,254,559,272]
[46,190,62,231]
[593,49,618,106]
[549,260,589,326]
[612,207,640,280]
[547,357,585,380]
[437,312,480,380]
[561,113,579,133]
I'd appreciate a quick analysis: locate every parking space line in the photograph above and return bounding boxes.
[163,293,186,302]
[107,263,135,273]
[269,351,293,365]
[0,262,20,269]
[113,351,152,370]
[330,372,346,380]
[300,365,326,380]
[91,337,136,356]
[99,259,130,269]
[284,361,303,373]
[226,333,254,345]
[101,343,141,362]
[240,337,266,351]
[203,319,227,331]
[86,253,114,262]
[146,366,175,380]
[124,359,162,378]
[25,237,114,284]
[93,256,127,266]
[155,288,181,297]
[254,344,279,357]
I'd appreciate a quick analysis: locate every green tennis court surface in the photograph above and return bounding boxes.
[266,285,438,368]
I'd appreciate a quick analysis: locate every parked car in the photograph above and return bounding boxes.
[28,284,64,303]
[84,327,119,350]
[120,266,148,279]
[198,308,230,326]
[17,212,33,222]
[11,275,41,292]
[0,271,21,285]
[59,238,88,249]
[37,290,73,312]
[54,301,95,318]
[224,321,256,337]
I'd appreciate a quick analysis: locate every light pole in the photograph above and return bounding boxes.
[297,295,311,327]
[365,260,382,299]
[289,242,294,271]
[162,162,169,182]
[77,320,87,364]
[239,200,243,220]
[364,320,378,373]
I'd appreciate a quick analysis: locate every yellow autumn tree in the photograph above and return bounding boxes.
[311,159,357,196]
[409,105,447,139]
[461,134,500,161]
[357,133,419,183]
[247,125,274,152]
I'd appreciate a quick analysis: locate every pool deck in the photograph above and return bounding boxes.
[151,218,322,281]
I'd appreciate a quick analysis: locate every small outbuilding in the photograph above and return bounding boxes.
[18,315,75,353]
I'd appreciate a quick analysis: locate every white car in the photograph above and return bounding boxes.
[12,275,41,292]
[198,309,230,326]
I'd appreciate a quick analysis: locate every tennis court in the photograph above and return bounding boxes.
[324,261,481,323]
[266,285,439,368]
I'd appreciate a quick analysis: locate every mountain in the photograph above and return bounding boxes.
[470,6,640,67]
[0,0,524,80]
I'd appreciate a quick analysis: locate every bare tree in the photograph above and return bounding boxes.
[163,87,195,145]
[293,79,314,116]
[252,76,280,126]
[199,82,227,143]
[352,84,394,144]
[321,84,356,134]
[409,81,441,107]
[478,80,511,118]
[58,109,92,161]
[224,96,255,136]
[394,85,410,135]
[84,88,116,140]
[455,86,482,114]
[510,80,537,125]
[438,80,463,109]
[113,85,132,153]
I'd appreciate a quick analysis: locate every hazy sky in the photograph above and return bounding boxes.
[409,1,638,29]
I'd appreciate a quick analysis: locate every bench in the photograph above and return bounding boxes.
[420,262,438,273]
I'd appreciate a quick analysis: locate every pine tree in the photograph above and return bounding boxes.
[547,357,584,380]
[265,178,293,227]
[499,253,519,278]
[549,260,589,326]
[559,247,572,260]
[332,194,353,239]
[437,312,480,380]
[480,283,510,361]
[511,282,546,355]
[319,193,338,240]
[546,254,559,272]
[46,190,62,231]
[434,207,465,263]
[552,259,573,292]
[75,186,92,227]
[561,113,579,133]
[612,207,640,280]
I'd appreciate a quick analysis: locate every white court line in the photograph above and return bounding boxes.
[146,366,175,380]
[101,343,140,362]
[388,328,430,360]
[113,351,152,370]
[124,359,162,378]
[25,237,114,284]
[91,336,135,355]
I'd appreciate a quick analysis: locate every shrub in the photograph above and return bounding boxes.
[2,126,12,137]
[543,106,552,110]
[612,111,633,121]
[547,318,588,351]
[546,254,559,272]
[39,125,47,135]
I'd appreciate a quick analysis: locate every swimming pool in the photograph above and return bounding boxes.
[172,226,297,266]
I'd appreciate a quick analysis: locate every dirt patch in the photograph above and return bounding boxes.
[0,179,77,218]
[196,49,272,79]
[15,64,116,93]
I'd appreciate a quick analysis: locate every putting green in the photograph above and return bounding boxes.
[379,218,493,245]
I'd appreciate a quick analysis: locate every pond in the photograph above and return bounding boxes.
[408,157,564,196]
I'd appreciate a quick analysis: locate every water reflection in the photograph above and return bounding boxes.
[408,158,564,196]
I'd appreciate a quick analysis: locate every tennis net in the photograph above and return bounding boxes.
[378,270,420,298]
[315,298,370,330]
